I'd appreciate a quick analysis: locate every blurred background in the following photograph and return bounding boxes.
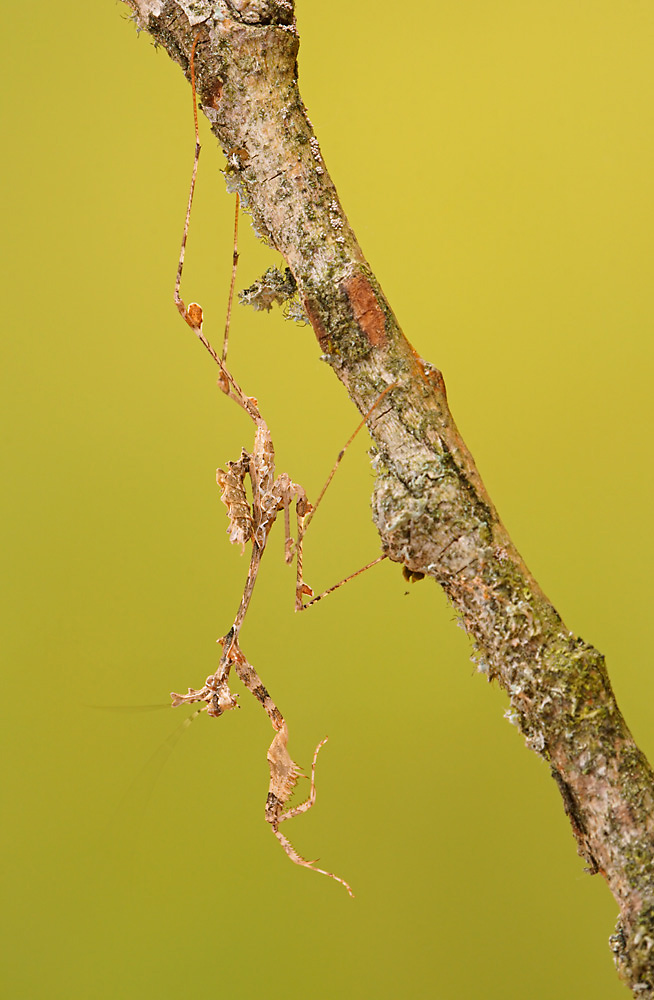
[2,2,653,997]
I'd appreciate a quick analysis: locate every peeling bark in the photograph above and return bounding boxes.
[121,2,654,993]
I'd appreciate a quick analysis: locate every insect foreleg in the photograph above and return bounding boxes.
[278,737,328,822]
[293,499,315,611]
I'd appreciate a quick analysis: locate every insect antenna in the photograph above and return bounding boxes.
[116,705,206,817]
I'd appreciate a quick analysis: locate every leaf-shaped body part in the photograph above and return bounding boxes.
[216,450,253,552]
[266,723,302,808]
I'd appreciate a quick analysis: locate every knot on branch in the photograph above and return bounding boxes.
[224,0,295,26]
[371,452,493,582]
[612,904,654,996]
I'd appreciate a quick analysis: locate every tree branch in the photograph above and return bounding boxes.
[122,2,654,993]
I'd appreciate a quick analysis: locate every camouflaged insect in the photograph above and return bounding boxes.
[166,32,392,898]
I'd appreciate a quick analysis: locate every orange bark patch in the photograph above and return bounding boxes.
[343,273,386,347]
[304,298,329,347]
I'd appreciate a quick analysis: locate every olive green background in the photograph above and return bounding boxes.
[2,3,653,998]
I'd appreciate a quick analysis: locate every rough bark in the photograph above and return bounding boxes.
[121,2,654,993]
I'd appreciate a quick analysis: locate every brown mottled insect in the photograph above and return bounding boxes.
[169,33,393,896]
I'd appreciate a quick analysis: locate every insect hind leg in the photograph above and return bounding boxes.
[270,824,354,898]
[279,737,328,822]
[266,733,354,897]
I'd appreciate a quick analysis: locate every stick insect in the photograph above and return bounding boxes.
[168,33,394,896]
